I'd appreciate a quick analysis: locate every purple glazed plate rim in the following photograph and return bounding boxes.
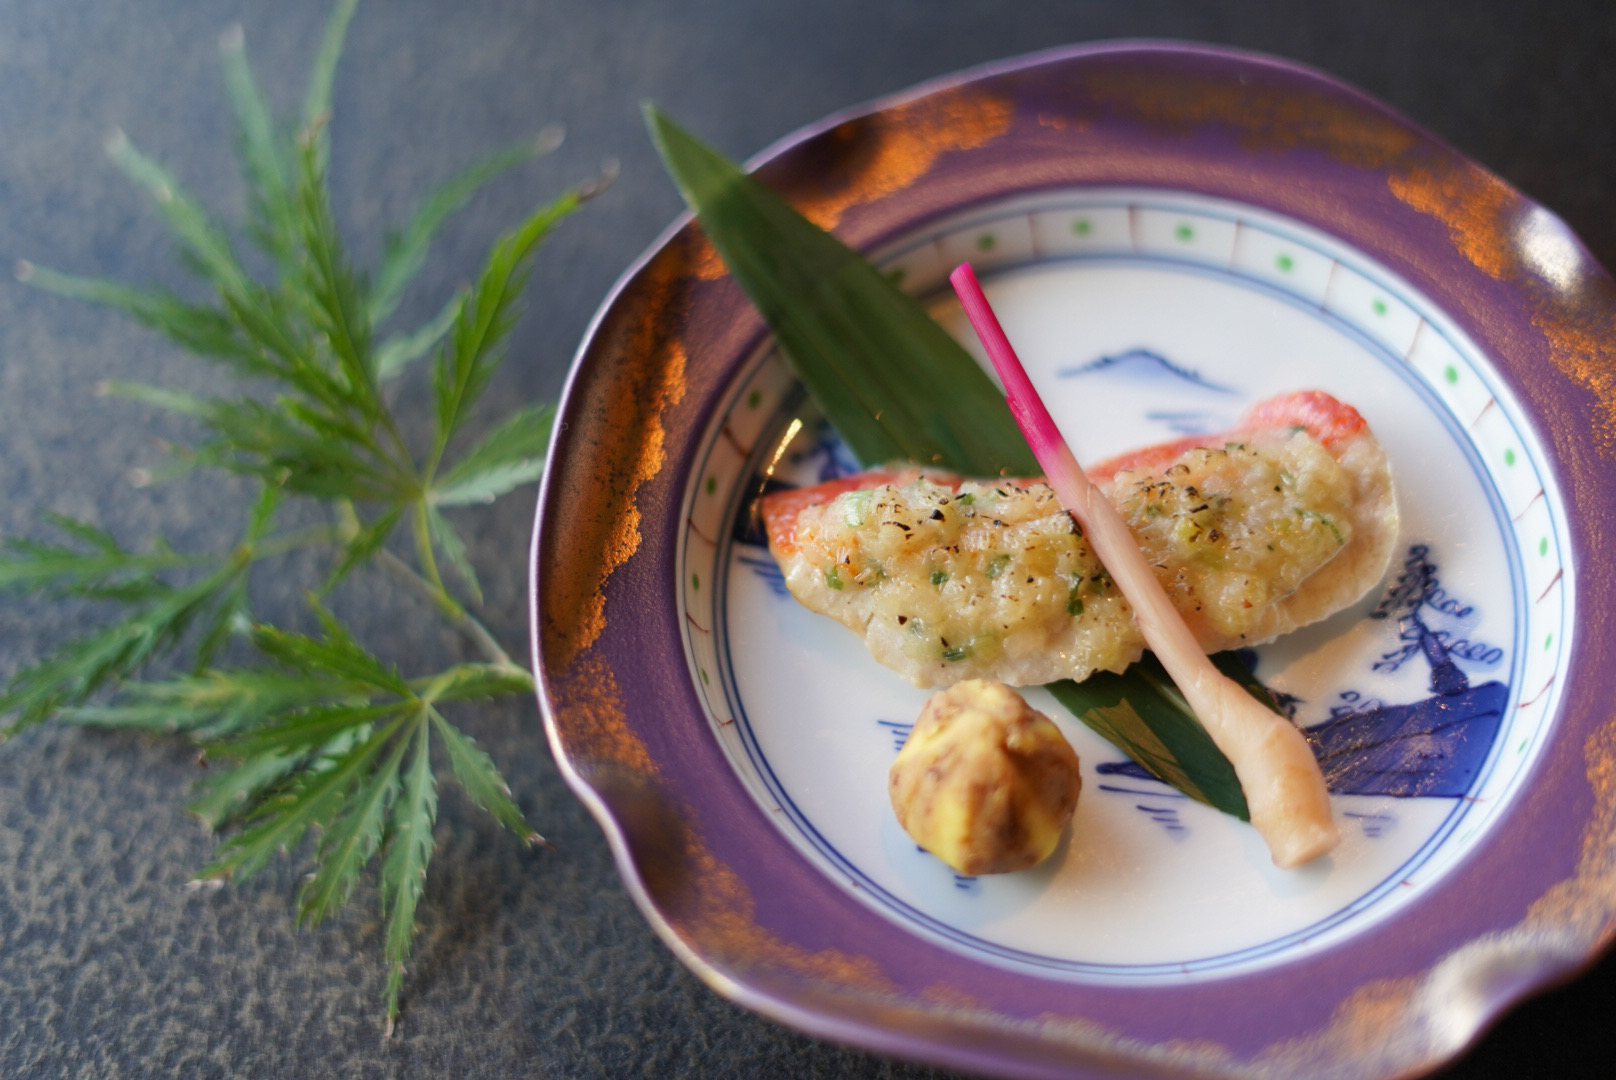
[531,40,1616,1080]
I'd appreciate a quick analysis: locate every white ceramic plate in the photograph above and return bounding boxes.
[679,186,1570,981]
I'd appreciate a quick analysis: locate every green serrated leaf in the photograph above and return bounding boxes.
[218,285,315,376]
[62,667,337,738]
[250,616,412,698]
[193,575,250,671]
[431,460,545,508]
[221,701,402,759]
[99,380,212,418]
[429,189,580,476]
[106,132,252,299]
[429,711,534,841]
[218,23,296,267]
[299,723,411,926]
[322,505,405,595]
[203,712,403,883]
[303,0,358,132]
[36,512,124,553]
[1,567,235,735]
[374,289,464,382]
[245,482,286,543]
[382,717,437,1024]
[369,131,560,324]
[189,749,304,831]
[16,264,256,367]
[423,663,533,703]
[424,504,480,605]
[197,397,401,502]
[431,403,554,506]
[137,450,204,486]
[13,0,573,1026]
[294,136,377,401]
[0,518,188,594]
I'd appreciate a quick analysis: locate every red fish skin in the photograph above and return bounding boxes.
[1088,390,1369,482]
[760,466,932,556]
[760,390,1369,553]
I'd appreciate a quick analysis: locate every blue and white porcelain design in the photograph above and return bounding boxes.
[675,188,1573,982]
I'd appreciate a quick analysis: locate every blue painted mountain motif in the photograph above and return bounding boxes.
[1099,543,1509,800]
[1057,348,1238,434]
[1056,347,1239,393]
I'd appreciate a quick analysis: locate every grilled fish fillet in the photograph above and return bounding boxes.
[761,391,1398,688]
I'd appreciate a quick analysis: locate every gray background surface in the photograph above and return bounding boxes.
[3,1,1614,1077]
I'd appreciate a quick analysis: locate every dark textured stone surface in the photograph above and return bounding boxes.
[2,1,1614,1077]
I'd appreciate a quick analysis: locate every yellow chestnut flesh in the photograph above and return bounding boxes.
[888,679,1081,875]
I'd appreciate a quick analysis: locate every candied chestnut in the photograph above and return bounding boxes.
[889,679,1081,875]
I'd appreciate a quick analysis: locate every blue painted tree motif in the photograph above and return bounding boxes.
[1102,544,1510,801]
[1301,544,1508,797]
[1366,544,1503,693]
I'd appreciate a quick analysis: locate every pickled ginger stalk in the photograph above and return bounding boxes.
[949,263,1339,868]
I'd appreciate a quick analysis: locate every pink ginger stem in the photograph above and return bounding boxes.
[948,262,1339,868]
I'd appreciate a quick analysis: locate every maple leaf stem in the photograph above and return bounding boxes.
[373,545,516,671]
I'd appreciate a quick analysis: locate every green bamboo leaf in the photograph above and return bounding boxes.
[369,130,561,324]
[1216,648,1286,711]
[374,289,464,382]
[1047,652,1254,819]
[646,106,1037,476]
[299,723,411,926]
[218,23,296,266]
[381,718,436,1027]
[430,711,536,842]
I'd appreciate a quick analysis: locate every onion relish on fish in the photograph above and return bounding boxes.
[762,391,1397,689]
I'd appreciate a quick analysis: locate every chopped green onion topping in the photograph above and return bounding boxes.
[841,490,873,528]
